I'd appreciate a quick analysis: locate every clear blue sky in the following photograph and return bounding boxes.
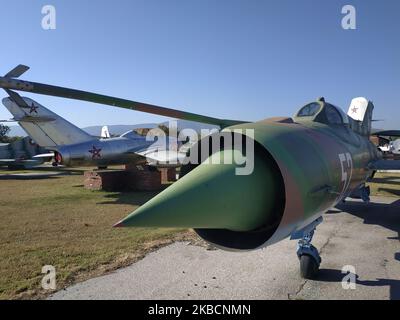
[0,0,399,129]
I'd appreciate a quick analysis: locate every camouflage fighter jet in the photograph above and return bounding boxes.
[1,65,400,279]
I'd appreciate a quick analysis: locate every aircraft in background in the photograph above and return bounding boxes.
[2,65,400,279]
[371,130,400,156]
[378,142,393,154]
[1,92,187,169]
[0,135,51,169]
[392,139,400,154]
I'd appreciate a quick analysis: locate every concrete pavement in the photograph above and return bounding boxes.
[49,196,400,300]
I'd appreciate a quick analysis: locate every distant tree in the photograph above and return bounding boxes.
[158,124,181,137]
[3,136,24,143]
[158,124,170,136]
[0,124,11,143]
[134,125,182,138]
[133,128,152,136]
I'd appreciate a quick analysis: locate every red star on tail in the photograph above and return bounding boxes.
[29,103,39,114]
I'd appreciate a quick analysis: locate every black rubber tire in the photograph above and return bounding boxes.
[300,254,319,279]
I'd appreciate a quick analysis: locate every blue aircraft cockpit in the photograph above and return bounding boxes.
[294,97,349,126]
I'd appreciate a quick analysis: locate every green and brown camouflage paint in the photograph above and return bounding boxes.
[0,71,383,251]
[114,100,381,250]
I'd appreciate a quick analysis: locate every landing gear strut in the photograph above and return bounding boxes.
[291,217,323,280]
[360,185,370,203]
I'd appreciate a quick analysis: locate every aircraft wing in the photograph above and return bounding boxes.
[137,149,187,167]
[126,144,188,167]
[0,159,43,166]
[5,65,30,78]
[370,159,400,171]
[33,152,55,159]
[0,65,247,128]
[0,159,20,164]
[371,130,400,137]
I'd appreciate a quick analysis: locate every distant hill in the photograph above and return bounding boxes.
[83,124,158,136]
[7,120,219,138]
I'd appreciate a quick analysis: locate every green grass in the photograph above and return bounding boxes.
[1,169,398,299]
[368,172,400,197]
[0,172,190,299]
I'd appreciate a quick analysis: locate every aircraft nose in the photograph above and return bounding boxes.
[114,148,280,232]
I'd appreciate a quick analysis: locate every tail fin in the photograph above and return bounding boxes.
[2,95,93,148]
[347,97,374,136]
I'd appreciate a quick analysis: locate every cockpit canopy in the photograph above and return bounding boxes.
[120,130,146,139]
[294,98,349,126]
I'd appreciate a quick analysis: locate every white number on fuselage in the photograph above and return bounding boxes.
[339,152,353,198]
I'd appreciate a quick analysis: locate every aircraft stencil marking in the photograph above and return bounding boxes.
[88,146,102,159]
[339,152,353,196]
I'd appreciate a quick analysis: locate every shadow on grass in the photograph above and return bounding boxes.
[0,174,63,180]
[0,165,85,180]
[98,190,162,206]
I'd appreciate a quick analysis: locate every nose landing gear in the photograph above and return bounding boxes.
[291,217,323,279]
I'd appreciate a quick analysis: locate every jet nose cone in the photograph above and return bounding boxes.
[113,220,125,228]
[115,149,280,232]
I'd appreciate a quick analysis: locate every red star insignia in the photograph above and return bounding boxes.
[88,146,102,159]
[351,106,358,114]
[29,103,39,114]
